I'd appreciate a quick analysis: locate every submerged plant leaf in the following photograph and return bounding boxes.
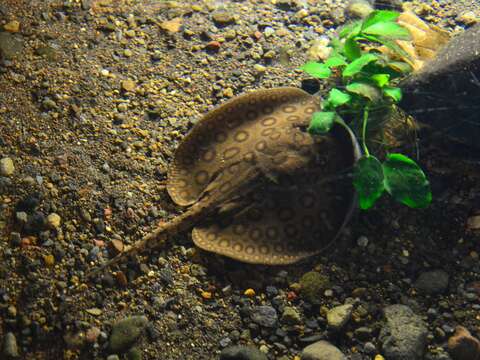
[346,82,381,101]
[325,56,347,68]
[343,53,378,77]
[353,156,385,209]
[327,88,351,107]
[383,153,432,208]
[301,62,331,78]
[307,111,336,134]
[371,73,390,87]
[387,61,412,74]
[362,10,400,30]
[363,22,411,40]
[383,86,402,102]
[339,21,362,39]
[344,38,361,61]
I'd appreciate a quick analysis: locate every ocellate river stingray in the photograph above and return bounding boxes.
[88,87,358,277]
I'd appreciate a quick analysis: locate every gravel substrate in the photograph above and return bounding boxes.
[0,0,479,359]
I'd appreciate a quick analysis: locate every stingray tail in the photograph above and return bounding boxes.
[85,228,165,280]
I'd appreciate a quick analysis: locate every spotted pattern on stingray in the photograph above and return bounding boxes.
[168,87,355,265]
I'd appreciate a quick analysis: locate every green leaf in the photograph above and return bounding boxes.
[325,56,347,68]
[360,34,412,60]
[327,89,351,107]
[346,82,382,102]
[339,21,362,39]
[344,38,361,61]
[387,61,412,74]
[343,53,378,77]
[307,111,336,134]
[330,37,343,53]
[363,22,411,40]
[383,86,402,102]
[300,62,331,78]
[383,153,432,208]
[353,156,385,210]
[371,73,390,87]
[362,10,400,30]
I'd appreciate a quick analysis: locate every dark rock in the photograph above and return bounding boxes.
[2,332,19,358]
[300,340,346,360]
[109,316,148,353]
[380,304,428,360]
[400,24,480,149]
[251,306,278,328]
[414,270,449,294]
[447,326,480,360]
[0,32,23,60]
[220,345,268,360]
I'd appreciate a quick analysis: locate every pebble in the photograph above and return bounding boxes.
[467,215,480,230]
[301,340,347,360]
[357,235,369,247]
[244,288,255,297]
[0,32,23,60]
[2,332,19,358]
[3,21,20,33]
[109,315,148,353]
[327,304,353,331]
[346,0,374,19]
[251,306,278,328]
[46,213,61,229]
[447,326,480,360]
[281,306,302,325]
[15,211,28,224]
[379,304,428,360]
[0,158,14,176]
[414,270,449,294]
[126,347,142,360]
[299,271,330,304]
[121,80,137,92]
[457,11,478,26]
[107,356,120,360]
[220,345,268,360]
[212,11,236,25]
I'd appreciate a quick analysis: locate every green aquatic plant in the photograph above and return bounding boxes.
[301,10,431,210]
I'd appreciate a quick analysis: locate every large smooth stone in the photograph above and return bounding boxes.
[400,24,480,150]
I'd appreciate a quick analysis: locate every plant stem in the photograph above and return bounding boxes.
[362,105,370,157]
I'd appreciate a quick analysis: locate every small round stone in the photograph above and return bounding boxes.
[0,158,15,176]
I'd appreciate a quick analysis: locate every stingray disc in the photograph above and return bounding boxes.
[168,87,357,264]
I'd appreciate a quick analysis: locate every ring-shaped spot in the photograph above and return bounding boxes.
[225,117,241,129]
[219,239,230,248]
[304,106,316,114]
[300,193,316,208]
[248,98,257,106]
[246,110,257,120]
[179,190,190,199]
[285,225,299,238]
[261,128,275,136]
[245,245,255,255]
[282,105,297,113]
[287,115,301,122]
[261,117,277,127]
[259,244,269,255]
[195,170,209,185]
[266,227,279,240]
[269,95,279,102]
[272,154,288,165]
[214,131,228,143]
[234,130,249,143]
[243,151,256,163]
[201,148,216,162]
[262,106,274,115]
[206,232,218,241]
[233,224,246,235]
[249,228,263,241]
[233,243,244,252]
[273,243,285,253]
[228,163,240,175]
[255,140,268,153]
[223,147,241,160]
[280,95,289,102]
[269,131,281,141]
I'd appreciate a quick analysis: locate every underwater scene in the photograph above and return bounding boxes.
[0,0,479,359]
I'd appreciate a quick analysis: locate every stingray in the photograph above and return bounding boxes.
[88,87,359,277]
